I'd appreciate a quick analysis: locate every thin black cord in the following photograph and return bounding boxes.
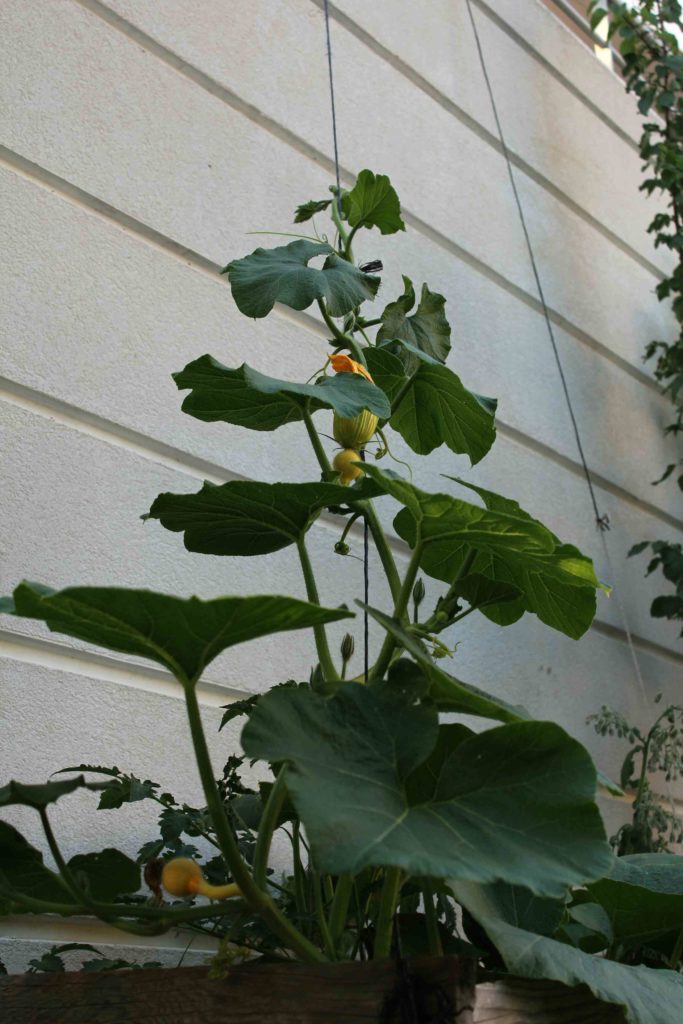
[465,0,648,703]
[323,0,342,198]
[361,451,370,683]
[465,0,605,529]
[322,0,370,681]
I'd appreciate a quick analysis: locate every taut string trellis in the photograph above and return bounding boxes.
[323,0,371,685]
[464,0,649,707]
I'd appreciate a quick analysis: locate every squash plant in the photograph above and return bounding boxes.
[1,171,682,1020]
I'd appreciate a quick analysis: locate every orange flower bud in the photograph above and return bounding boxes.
[328,353,374,382]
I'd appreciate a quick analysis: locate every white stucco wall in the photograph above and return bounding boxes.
[1,0,681,970]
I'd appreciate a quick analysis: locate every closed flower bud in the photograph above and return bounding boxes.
[412,578,426,609]
[333,408,378,448]
[340,632,355,663]
[328,354,378,450]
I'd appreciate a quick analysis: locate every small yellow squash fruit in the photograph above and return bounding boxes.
[333,448,363,486]
[161,857,241,900]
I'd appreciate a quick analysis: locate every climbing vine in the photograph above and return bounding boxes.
[590,0,683,633]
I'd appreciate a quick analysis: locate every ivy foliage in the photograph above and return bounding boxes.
[589,696,683,852]
[590,1,682,630]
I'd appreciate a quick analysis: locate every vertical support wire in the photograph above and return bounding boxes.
[464,0,648,705]
[323,0,370,681]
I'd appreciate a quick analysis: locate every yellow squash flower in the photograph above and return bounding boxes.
[328,354,378,453]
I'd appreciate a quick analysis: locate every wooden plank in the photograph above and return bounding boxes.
[0,956,476,1024]
[474,977,626,1023]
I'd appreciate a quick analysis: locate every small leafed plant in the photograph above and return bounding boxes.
[590,696,683,853]
[1,171,683,1020]
[590,0,683,633]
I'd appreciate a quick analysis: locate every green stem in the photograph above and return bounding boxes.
[344,222,360,259]
[292,821,308,930]
[360,501,401,603]
[669,925,683,969]
[422,882,443,956]
[313,871,337,959]
[421,600,483,637]
[328,873,354,953]
[112,919,168,937]
[338,511,362,548]
[303,399,401,609]
[370,536,423,682]
[303,407,334,478]
[297,536,339,683]
[330,191,352,256]
[317,300,367,366]
[388,369,419,415]
[635,710,668,808]
[39,810,100,914]
[374,867,403,959]
[252,768,288,889]
[183,683,326,962]
[4,890,238,926]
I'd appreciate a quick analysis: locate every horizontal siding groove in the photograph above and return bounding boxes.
[312,0,661,280]
[0,377,408,557]
[0,140,662,401]
[0,914,219,953]
[54,4,665,387]
[3,348,682,536]
[590,617,683,668]
[471,0,640,151]
[2,584,682,687]
[79,0,660,283]
[2,149,674,521]
[0,145,218,281]
[0,628,249,707]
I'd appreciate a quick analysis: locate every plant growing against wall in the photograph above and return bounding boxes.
[590,0,683,635]
[590,697,683,852]
[1,171,682,1020]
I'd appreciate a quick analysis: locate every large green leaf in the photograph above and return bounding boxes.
[361,466,600,639]
[173,357,390,429]
[342,169,405,235]
[0,822,74,906]
[448,478,603,638]
[69,849,140,902]
[376,276,451,363]
[456,879,567,939]
[243,683,610,894]
[0,777,89,811]
[146,477,382,557]
[362,464,555,557]
[365,347,496,464]
[1,583,353,687]
[606,853,683,893]
[223,239,380,318]
[454,881,683,1024]
[587,853,683,948]
[363,602,529,723]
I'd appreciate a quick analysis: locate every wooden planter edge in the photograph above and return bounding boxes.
[0,957,627,1023]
